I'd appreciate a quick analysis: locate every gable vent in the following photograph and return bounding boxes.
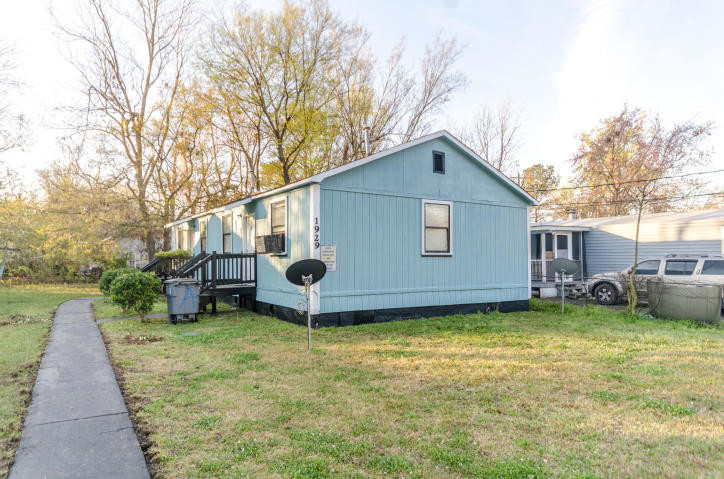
[433,151,445,174]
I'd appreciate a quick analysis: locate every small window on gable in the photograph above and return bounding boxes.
[433,151,445,174]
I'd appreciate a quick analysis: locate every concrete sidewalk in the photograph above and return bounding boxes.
[10,299,149,479]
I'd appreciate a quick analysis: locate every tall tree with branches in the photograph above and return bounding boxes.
[461,99,521,175]
[202,1,466,186]
[0,39,26,156]
[56,0,196,257]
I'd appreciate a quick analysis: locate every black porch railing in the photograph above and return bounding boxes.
[140,256,193,279]
[176,252,256,293]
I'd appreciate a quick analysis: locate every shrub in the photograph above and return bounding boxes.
[99,267,136,296]
[154,249,193,261]
[109,270,162,322]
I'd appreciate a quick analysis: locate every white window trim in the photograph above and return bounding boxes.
[222,214,232,253]
[421,199,453,256]
[199,218,208,253]
[269,197,288,255]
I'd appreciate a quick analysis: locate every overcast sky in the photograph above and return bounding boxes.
[2,0,723,188]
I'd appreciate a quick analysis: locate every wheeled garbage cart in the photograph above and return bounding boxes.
[164,278,201,324]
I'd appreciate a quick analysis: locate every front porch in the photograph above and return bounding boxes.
[530,225,590,298]
[142,252,256,312]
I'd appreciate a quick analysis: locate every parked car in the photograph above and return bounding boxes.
[586,255,724,305]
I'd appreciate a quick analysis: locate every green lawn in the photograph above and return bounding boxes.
[101,300,724,478]
[92,296,168,319]
[0,285,101,477]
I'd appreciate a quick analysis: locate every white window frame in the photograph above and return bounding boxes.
[222,214,232,253]
[269,197,288,255]
[240,213,256,254]
[199,218,207,253]
[421,199,453,256]
[177,225,191,251]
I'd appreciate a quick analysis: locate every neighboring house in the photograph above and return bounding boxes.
[530,209,724,296]
[102,237,158,269]
[165,130,538,326]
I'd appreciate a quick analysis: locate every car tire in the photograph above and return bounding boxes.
[593,283,617,306]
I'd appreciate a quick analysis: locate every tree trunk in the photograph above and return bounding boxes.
[627,197,644,315]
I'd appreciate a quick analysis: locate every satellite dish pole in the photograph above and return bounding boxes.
[302,274,313,350]
[285,259,327,351]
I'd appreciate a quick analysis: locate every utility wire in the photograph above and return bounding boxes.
[532,168,724,193]
[543,191,724,209]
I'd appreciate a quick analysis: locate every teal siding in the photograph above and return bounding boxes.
[255,186,311,310]
[322,137,527,205]
[318,136,530,314]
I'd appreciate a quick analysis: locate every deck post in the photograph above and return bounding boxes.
[540,234,546,282]
[211,251,217,290]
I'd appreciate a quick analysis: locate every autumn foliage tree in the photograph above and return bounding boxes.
[520,164,560,221]
[201,0,466,187]
[562,106,711,312]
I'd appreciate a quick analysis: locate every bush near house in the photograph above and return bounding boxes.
[154,249,193,261]
[99,267,137,296]
[108,270,161,322]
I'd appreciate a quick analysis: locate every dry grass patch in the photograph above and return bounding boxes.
[101,300,724,478]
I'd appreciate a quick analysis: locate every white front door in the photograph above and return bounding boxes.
[242,215,256,253]
[554,233,573,280]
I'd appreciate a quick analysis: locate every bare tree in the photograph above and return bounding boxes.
[334,35,466,163]
[402,35,466,143]
[56,0,196,257]
[0,39,26,154]
[461,99,521,175]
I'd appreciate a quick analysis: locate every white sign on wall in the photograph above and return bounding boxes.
[320,245,336,272]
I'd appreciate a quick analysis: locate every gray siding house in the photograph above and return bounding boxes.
[531,209,724,282]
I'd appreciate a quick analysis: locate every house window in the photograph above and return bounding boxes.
[572,231,581,260]
[556,235,568,250]
[199,219,207,253]
[222,215,232,253]
[177,226,191,251]
[422,200,452,255]
[270,198,287,254]
[433,151,445,174]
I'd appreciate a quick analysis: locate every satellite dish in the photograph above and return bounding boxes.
[551,258,579,275]
[551,258,579,314]
[285,259,327,351]
[285,259,326,286]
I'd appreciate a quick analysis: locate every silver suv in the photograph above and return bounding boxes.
[587,255,724,305]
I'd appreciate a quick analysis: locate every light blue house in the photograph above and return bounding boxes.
[166,131,538,326]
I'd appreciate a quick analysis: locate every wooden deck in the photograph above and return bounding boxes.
[143,252,257,313]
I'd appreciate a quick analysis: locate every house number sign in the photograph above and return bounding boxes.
[313,217,320,249]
